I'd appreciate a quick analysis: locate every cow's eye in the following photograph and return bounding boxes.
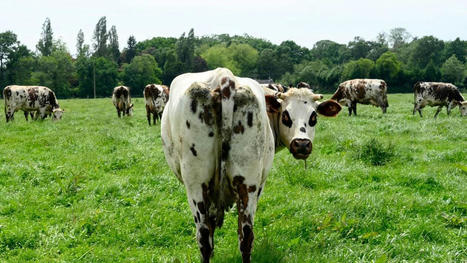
[281,110,292,128]
[308,111,317,126]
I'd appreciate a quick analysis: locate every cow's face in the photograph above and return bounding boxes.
[266,88,341,160]
[460,101,467,116]
[52,108,64,120]
[127,103,134,116]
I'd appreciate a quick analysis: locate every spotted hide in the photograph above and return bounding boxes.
[413,82,466,118]
[161,68,342,262]
[331,79,388,116]
[143,84,169,125]
[112,86,133,118]
[162,68,275,262]
[260,83,286,93]
[3,85,63,122]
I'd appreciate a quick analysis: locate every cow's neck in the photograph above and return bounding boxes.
[267,112,285,152]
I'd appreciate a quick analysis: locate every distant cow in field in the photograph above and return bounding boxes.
[413,82,467,117]
[161,68,340,262]
[3,85,64,122]
[112,86,133,118]
[331,79,388,116]
[143,84,169,125]
[296,82,314,92]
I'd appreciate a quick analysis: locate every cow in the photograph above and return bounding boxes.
[161,68,341,262]
[296,81,313,92]
[3,85,64,122]
[261,83,286,93]
[112,86,133,118]
[143,84,169,125]
[331,79,388,116]
[413,82,467,117]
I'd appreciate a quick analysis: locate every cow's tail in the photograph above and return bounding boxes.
[211,69,237,227]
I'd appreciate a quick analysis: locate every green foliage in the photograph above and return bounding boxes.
[376,51,401,81]
[36,18,54,56]
[201,44,240,74]
[410,36,444,68]
[93,17,108,57]
[441,55,465,86]
[342,58,375,80]
[423,60,441,82]
[122,54,162,95]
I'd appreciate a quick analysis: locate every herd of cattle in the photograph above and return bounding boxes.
[2,68,466,262]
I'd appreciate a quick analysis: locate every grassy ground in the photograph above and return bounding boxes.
[0,94,465,262]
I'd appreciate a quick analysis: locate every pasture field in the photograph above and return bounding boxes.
[0,94,466,262]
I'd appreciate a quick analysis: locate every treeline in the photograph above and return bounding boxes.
[1,17,466,98]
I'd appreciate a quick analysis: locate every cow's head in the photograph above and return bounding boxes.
[266,88,341,160]
[460,101,467,116]
[126,103,134,116]
[52,108,64,121]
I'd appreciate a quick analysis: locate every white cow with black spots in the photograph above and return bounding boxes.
[161,68,341,262]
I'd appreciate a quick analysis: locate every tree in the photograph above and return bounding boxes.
[376,51,401,82]
[441,55,465,86]
[229,43,258,76]
[108,25,120,63]
[201,44,239,74]
[192,56,208,72]
[93,16,108,57]
[410,36,445,68]
[423,60,441,82]
[37,18,54,56]
[443,37,466,63]
[257,48,281,80]
[176,28,195,72]
[348,36,372,60]
[122,54,162,95]
[0,31,19,86]
[121,35,137,64]
[76,29,90,58]
[389,28,411,49]
[342,58,375,80]
[162,50,183,84]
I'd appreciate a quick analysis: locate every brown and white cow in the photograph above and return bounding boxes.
[161,68,341,262]
[3,85,64,122]
[296,81,313,92]
[143,84,169,125]
[260,83,286,93]
[112,86,133,118]
[413,82,466,117]
[331,79,388,116]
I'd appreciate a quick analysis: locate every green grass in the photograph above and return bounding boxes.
[0,94,466,262]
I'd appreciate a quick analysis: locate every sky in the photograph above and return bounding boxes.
[1,0,466,56]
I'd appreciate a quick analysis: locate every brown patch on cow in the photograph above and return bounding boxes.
[190,99,198,113]
[221,77,235,99]
[233,121,245,134]
[240,224,254,262]
[248,185,256,193]
[297,82,311,89]
[257,187,262,197]
[221,142,230,161]
[247,112,253,127]
[331,86,344,101]
[199,105,214,125]
[265,95,281,113]
[197,201,206,214]
[233,176,248,208]
[190,144,198,156]
[27,88,38,107]
[281,110,293,128]
[355,82,366,99]
[186,120,190,129]
[3,87,12,100]
[199,227,212,261]
[208,131,214,137]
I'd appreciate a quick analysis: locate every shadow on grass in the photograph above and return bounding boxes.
[214,237,286,263]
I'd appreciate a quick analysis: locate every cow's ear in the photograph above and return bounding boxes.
[265,95,281,113]
[163,85,169,96]
[317,99,341,117]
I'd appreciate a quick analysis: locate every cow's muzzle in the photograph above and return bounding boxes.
[290,138,312,160]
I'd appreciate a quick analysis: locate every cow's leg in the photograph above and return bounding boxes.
[446,102,455,116]
[5,107,14,122]
[117,109,121,118]
[347,102,352,116]
[30,112,35,120]
[352,101,357,116]
[234,176,259,263]
[434,106,442,118]
[153,112,158,125]
[24,111,29,121]
[146,106,151,125]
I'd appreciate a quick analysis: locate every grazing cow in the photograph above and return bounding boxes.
[413,82,466,117]
[112,86,133,118]
[143,84,169,125]
[161,68,341,262]
[3,85,64,122]
[331,79,388,116]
